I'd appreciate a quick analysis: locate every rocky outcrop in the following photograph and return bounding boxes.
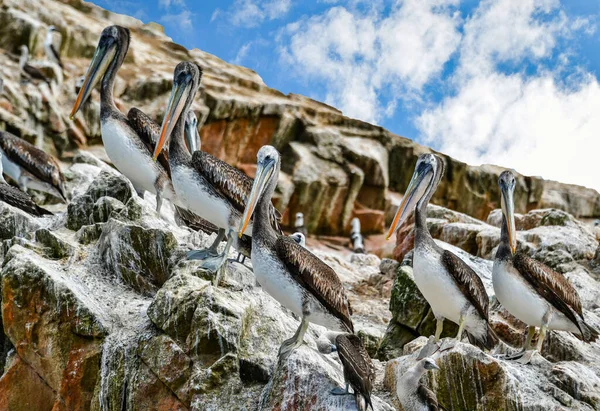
[0,0,599,238]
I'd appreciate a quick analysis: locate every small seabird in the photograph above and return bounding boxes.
[0,131,67,202]
[318,332,375,411]
[397,358,443,411]
[74,76,85,95]
[0,153,52,216]
[153,62,280,283]
[350,217,365,254]
[493,171,598,363]
[19,45,51,85]
[386,154,497,350]
[289,232,306,247]
[294,212,307,237]
[239,145,353,362]
[70,26,175,213]
[44,26,63,69]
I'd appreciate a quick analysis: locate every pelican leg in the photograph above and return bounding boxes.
[434,317,444,342]
[155,191,163,214]
[196,229,234,286]
[330,382,350,396]
[278,318,309,364]
[518,312,552,364]
[456,315,466,341]
[187,229,226,261]
[503,326,536,360]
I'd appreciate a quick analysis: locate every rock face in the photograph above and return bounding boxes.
[0,0,599,238]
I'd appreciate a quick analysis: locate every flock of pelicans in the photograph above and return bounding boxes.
[0,24,598,411]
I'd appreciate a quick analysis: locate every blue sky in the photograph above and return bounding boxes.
[91,0,600,191]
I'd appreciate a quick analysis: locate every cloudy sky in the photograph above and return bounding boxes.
[91,0,600,191]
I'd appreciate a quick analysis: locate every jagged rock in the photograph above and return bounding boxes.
[86,170,134,205]
[92,196,126,224]
[66,194,95,230]
[0,202,43,240]
[34,228,75,259]
[385,341,600,411]
[0,356,57,411]
[75,223,104,245]
[99,219,178,296]
[1,246,108,406]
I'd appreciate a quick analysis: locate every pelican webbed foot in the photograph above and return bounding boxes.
[330,383,350,396]
[416,336,440,360]
[186,248,221,261]
[277,319,309,365]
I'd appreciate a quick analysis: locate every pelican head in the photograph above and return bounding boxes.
[70,25,130,119]
[184,110,200,154]
[153,61,202,160]
[290,232,306,247]
[238,145,280,237]
[498,170,517,254]
[386,153,444,240]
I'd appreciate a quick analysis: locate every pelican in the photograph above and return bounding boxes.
[493,171,598,362]
[70,25,175,213]
[0,131,67,202]
[44,26,63,69]
[238,145,353,361]
[386,154,496,350]
[318,332,375,410]
[397,358,442,411]
[19,45,50,85]
[153,61,280,283]
[0,152,52,216]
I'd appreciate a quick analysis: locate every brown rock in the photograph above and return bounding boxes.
[0,356,56,411]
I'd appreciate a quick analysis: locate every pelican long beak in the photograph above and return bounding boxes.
[184,115,200,154]
[238,158,275,237]
[501,184,517,254]
[385,162,432,241]
[70,38,116,119]
[154,77,191,160]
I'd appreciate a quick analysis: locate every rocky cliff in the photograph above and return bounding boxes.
[1,0,599,238]
[0,1,599,411]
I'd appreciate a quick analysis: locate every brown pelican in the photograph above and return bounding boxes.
[238,145,353,361]
[0,131,67,202]
[70,25,175,213]
[397,358,443,411]
[44,26,63,69]
[318,332,375,410]
[493,171,598,362]
[386,154,496,350]
[153,62,280,283]
[19,45,51,85]
[0,153,52,216]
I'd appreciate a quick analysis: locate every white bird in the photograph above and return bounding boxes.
[397,358,443,411]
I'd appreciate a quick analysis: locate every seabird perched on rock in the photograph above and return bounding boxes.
[350,217,365,254]
[19,45,51,85]
[386,154,497,351]
[0,131,67,202]
[0,152,52,216]
[238,145,353,362]
[44,26,63,69]
[70,26,175,213]
[493,170,598,363]
[318,332,375,411]
[397,358,443,411]
[153,61,281,284]
[74,76,85,95]
[294,212,307,237]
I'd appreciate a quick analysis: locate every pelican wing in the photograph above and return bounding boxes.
[441,250,489,321]
[275,236,353,332]
[0,132,65,195]
[335,334,374,409]
[49,44,63,69]
[0,183,52,216]
[126,108,171,179]
[513,252,583,325]
[417,383,444,411]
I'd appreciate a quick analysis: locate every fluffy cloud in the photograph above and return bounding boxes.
[160,10,192,30]
[224,0,292,28]
[416,0,599,190]
[279,0,462,123]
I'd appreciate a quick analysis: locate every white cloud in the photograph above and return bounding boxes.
[160,10,193,30]
[224,0,292,28]
[159,0,184,8]
[416,0,600,190]
[279,0,462,123]
[234,42,252,64]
